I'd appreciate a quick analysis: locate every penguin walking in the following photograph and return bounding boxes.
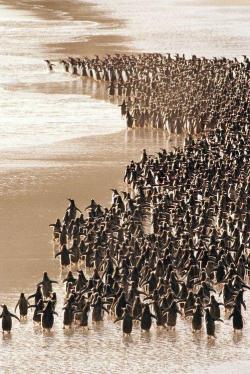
[205,308,223,338]
[0,305,20,333]
[15,293,29,320]
[140,304,156,332]
[39,301,58,332]
[119,100,127,116]
[229,305,244,332]
[37,272,58,299]
[114,307,134,336]
[44,60,55,72]
[55,244,72,268]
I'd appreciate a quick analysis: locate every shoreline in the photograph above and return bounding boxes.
[0,0,134,291]
[0,0,132,57]
[0,2,250,374]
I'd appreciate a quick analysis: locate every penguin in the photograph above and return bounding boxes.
[62,301,75,329]
[205,308,223,338]
[44,59,55,72]
[164,301,182,329]
[37,272,58,299]
[118,100,127,116]
[0,305,20,333]
[15,293,29,320]
[229,305,244,332]
[140,304,156,331]
[40,300,58,331]
[91,296,109,322]
[114,307,134,335]
[78,303,91,329]
[28,285,43,305]
[191,304,203,332]
[55,244,72,267]
[28,299,44,324]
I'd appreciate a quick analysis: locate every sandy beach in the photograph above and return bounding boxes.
[0,1,250,373]
[0,128,180,291]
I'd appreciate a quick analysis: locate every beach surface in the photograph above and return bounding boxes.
[0,1,250,373]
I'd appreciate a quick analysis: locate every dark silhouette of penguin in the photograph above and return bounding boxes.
[37,272,58,298]
[205,308,223,338]
[0,305,20,333]
[208,295,224,321]
[165,301,182,329]
[229,305,244,332]
[114,307,134,335]
[28,299,44,324]
[78,303,90,329]
[63,302,74,329]
[119,100,127,116]
[55,244,72,267]
[191,305,203,332]
[44,60,55,72]
[15,293,29,319]
[140,304,156,331]
[40,300,58,331]
[91,296,109,322]
[28,285,43,305]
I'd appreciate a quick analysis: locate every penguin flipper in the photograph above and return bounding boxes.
[10,313,20,322]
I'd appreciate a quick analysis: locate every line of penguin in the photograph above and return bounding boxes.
[3,85,249,338]
[45,52,249,134]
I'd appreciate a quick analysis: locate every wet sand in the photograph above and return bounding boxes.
[0,128,181,291]
[0,0,131,56]
[0,0,181,293]
[0,0,133,292]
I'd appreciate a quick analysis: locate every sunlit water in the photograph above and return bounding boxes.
[0,4,125,149]
[86,0,250,57]
[0,1,250,373]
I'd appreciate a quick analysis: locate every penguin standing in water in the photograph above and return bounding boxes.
[205,308,223,338]
[0,305,20,333]
[44,60,55,72]
[191,304,203,332]
[62,301,74,329]
[28,299,44,324]
[55,244,72,268]
[185,302,204,332]
[39,300,58,332]
[91,296,109,322]
[49,218,62,240]
[164,301,182,330]
[37,272,58,299]
[28,285,43,305]
[229,305,244,332]
[107,81,116,97]
[140,304,156,332]
[77,302,90,330]
[114,307,134,336]
[126,110,134,128]
[15,293,29,320]
[118,100,127,116]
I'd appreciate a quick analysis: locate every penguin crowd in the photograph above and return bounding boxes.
[47,53,249,133]
[46,91,249,338]
[2,53,249,339]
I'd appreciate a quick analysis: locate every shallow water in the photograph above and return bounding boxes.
[0,3,125,149]
[86,0,250,57]
[0,1,250,373]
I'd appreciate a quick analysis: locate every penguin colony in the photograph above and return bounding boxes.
[51,53,249,133]
[2,53,249,338]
